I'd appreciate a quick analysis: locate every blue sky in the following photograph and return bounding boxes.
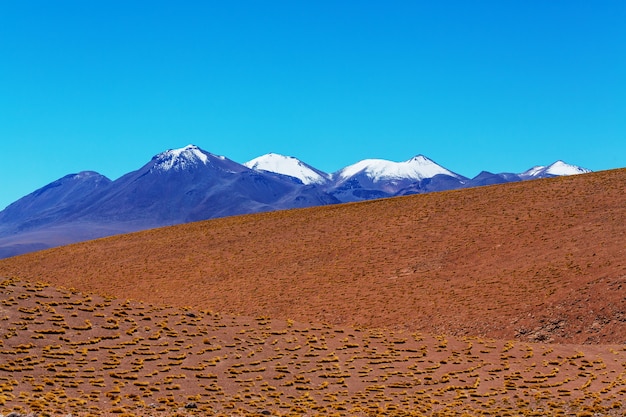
[1,1,625,210]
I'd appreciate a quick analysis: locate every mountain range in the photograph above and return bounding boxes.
[0,144,591,259]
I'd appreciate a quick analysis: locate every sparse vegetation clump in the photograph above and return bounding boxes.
[1,278,625,416]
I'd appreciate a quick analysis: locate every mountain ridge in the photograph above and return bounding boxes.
[0,144,592,258]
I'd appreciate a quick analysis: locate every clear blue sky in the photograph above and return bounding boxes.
[1,1,625,209]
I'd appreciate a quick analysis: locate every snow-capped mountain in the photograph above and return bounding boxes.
[77,145,337,225]
[152,144,210,171]
[0,144,592,259]
[336,155,462,182]
[151,144,240,173]
[329,155,467,202]
[521,161,593,179]
[244,153,331,185]
[0,145,339,258]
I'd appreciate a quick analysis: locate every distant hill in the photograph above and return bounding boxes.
[0,144,591,258]
[0,167,622,344]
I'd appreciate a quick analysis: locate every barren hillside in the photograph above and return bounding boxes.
[0,169,624,344]
[1,279,624,416]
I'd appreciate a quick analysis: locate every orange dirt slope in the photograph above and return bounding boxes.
[0,168,624,344]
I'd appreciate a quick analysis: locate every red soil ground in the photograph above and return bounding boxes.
[0,169,624,345]
[1,279,625,416]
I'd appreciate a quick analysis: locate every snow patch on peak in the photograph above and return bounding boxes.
[521,165,546,177]
[522,161,591,178]
[338,155,459,182]
[244,153,330,185]
[153,144,211,171]
[545,160,591,176]
[71,171,103,180]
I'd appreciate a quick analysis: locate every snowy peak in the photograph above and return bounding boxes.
[68,171,107,180]
[244,153,330,185]
[151,144,216,172]
[337,155,461,182]
[521,165,545,178]
[545,161,592,176]
[521,161,591,178]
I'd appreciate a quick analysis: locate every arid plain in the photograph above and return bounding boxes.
[0,168,624,416]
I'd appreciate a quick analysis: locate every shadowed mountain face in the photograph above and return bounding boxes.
[0,168,623,345]
[73,149,335,225]
[0,146,340,258]
[0,171,111,233]
[0,145,591,258]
